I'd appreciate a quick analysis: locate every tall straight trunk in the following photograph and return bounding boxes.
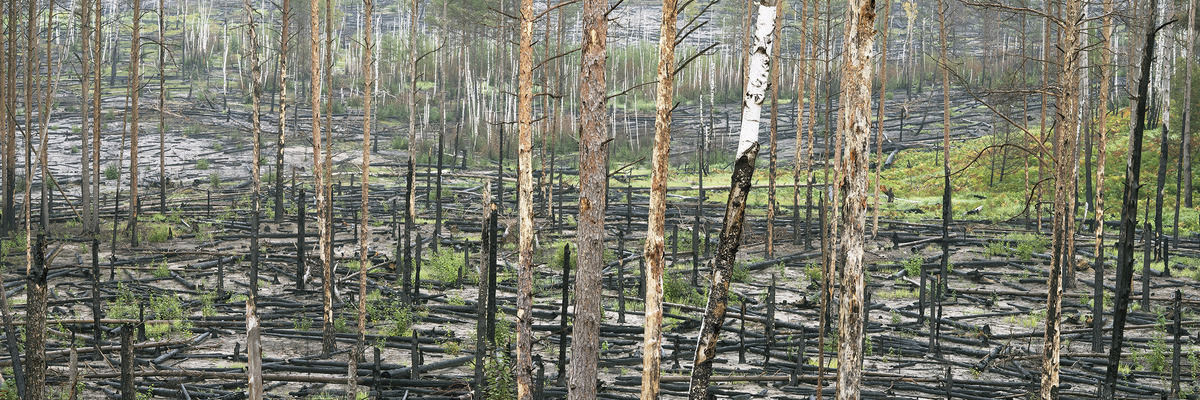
[835,0,876,398]
[0,0,12,236]
[688,3,774,399]
[567,0,608,398]
[274,0,290,224]
[932,0,951,356]
[872,0,892,237]
[766,0,783,257]
[158,0,166,212]
[405,0,418,304]
[515,0,535,398]
[1101,4,1162,398]
[36,0,52,234]
[90,0,101,232]
[1186,0,1196,208]
[307,0,333,356]
[1092,0,1114,354]
[792,0,810,247]
[642,0,677,398]
[25,236,46,400]
[80,0,92,232]
[351,0,373,396]
[1042,0,1084,395]
[129,0,141,246]
[244,2,264,398]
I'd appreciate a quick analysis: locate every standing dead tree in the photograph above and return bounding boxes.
[642,0,677,398]
[350,0,374,395]
[1091,0,1114,354]
[1041,0,1084,394]
[244,1,265,398]
[1101,3,1171,398]
[274,0,291,224]
[688,2,773,399]
[306,0,334,356]
[129,0,142,246]
[835,0,876,398]
[515,0,536,398]
[568,0,609,398]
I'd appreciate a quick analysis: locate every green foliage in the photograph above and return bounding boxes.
[1002,233,1048,260]
[804,263,822,284]
[209,173,221,187]
[106,284,139,320]
[366,290,414,337]
[483,350,516,400]
[424,248,468,284]
[664,271,704,307]
[147,293,192,339]
[153,259,171,278]
[196,158,211,170]
[104,164,119,180]
[903,256,923,277]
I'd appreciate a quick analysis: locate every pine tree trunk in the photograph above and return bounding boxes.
[642,0,677,398]
[1186,0,1196,208]
[835,0,876,398]
[1092,0,1114,354]
[1041,0,1084,395]
[129,0,141,246]
[515,0,536,398]
[274,0,291,224]
[351,0,374,396]
[568,0,608,398]
[872,0,892,237]
[307,0,334,356]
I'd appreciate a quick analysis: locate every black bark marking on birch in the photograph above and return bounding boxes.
[688,143,758,400]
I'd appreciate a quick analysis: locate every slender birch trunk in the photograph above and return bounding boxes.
[688,3,774,399]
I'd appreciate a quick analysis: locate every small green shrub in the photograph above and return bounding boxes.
[424,248,467,283]
[104,164,119,180]
[196,159,211,170]
[903,256,923,277]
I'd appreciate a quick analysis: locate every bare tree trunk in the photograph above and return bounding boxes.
[766,0,783,257]
[158,0,166,212]
[244,2,264,398]
[1041,0,1084,396]
[405,0,418,305]
[26,235,46,400]
[129,0,141,246]
[515,0,535,398]
[307,0,333,356]
[567,0,608,398]
[80,0,92,233]
[871,0,892,237]
[1092,0,1114,354]
[834,0,876,398]
[1101,4,1163,397]
[274,0,291,224]
[642,0,677,398]
[0,0,12,236]
[90,0,101,233]
[1185,0,1195,208]
[351,0,374,396]
[792,0,810,247]
[689,3,774,399]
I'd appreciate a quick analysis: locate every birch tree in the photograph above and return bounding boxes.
[642,0,677,397]
[835,0,877,397]
[688,2,773,399]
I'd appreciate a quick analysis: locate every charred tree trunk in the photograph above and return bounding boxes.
[688,3,774,398]
[245,2,265,398]
[307,0,334,356]
[351,0,374,396]
[1101,6,1166,398]
[129,0,142,246]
